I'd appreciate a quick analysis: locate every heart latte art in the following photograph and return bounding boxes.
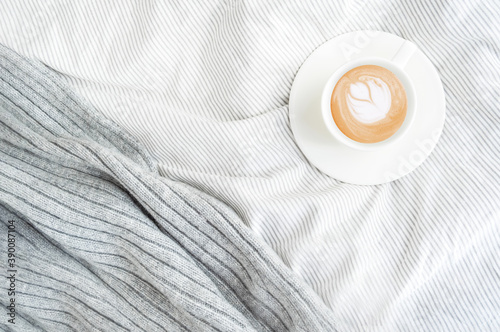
[330,65,407,143]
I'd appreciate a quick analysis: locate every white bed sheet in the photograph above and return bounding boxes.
[1,1,499,330]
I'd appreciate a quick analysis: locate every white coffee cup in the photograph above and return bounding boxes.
[321,41,418,151]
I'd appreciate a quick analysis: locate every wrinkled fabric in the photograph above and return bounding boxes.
[0,1,499,330]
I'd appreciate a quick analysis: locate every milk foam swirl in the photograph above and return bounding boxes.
[330,65,407,143]
[346,76,391,124]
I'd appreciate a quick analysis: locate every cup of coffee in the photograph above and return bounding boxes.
[321,41,417,150]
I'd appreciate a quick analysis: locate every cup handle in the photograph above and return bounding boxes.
[392,40,417,68]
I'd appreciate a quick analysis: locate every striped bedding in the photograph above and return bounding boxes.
[1,1,499,331]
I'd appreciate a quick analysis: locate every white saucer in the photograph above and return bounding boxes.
[289,31,446,185]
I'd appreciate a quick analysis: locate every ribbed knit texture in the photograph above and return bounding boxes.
[0,44,337,332]
[1,1,500,330]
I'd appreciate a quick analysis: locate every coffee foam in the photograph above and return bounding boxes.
[331,65,407,143]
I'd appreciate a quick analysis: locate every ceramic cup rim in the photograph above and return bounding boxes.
[321,57,417,151]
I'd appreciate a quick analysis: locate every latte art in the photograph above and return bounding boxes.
[347,77,391,123]
[331,65,407,143]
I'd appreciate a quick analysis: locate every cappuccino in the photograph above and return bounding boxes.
[330,65,407,143]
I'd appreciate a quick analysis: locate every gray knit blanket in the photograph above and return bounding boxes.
[0,45,336,331]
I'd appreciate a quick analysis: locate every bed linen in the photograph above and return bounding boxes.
[0,1,499,331]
